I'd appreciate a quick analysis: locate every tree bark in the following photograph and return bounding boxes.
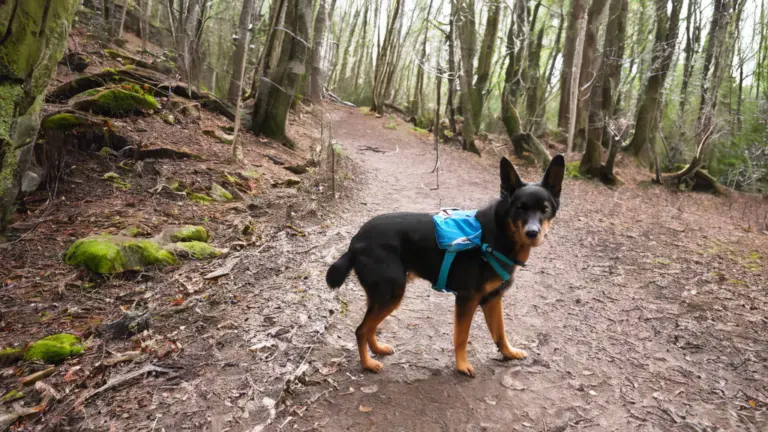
[626,0,683,160]
[0,0,79,230]
[501,0,525,156]
[558,0,585,130]
[371,0,403,114]
[471,0,500,129]
[251,0,311,144]
[411,0,434,118]
[332,5,360,89]
[309,0,328,103]
[228,0,256,103]
[678,0,700,124]
[525,5,545,131]
[352,1,370,99]
[456,0,479,154]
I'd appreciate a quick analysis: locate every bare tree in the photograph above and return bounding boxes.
[310,0,329,103]
[228,0,258,103]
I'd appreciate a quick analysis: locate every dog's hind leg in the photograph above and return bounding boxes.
[454,295,481,377]
[481,297,527,360]
[354,255,406,373]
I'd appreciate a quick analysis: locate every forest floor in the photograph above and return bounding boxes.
[1,26,767,432]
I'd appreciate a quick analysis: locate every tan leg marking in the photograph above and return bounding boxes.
[356,297,402,372]
[454,297,481,377]
[481,296,527,360]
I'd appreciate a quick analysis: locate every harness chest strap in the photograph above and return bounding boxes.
[435,243,526,293]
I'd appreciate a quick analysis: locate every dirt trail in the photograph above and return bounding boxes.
[272,107,767,431]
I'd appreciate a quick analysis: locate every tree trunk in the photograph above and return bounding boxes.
[332,5,360,89]
[525,6,545,131]
[626,0,683,161]
[558,0,585,130]
[471,0,500,129]
[446,9,458,134]
[371,0,403,114]
[539,8,564,125]
[0,0,79,231]
[228,0,256,103]
[678,0,700,123]
[310,0,328,103]
[118,0,130,38]
[251,0,311,144]
[179,0,202,84]
[456,0,479,154]
[351,1,370,99]
[411,0,434,118]
[501,0,527,156]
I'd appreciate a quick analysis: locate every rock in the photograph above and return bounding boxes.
[98,146,119,157]
[103,310,151,339]
[211,182,234,201]
[158,225,211,243]
[0,347,24,366]
[60,51,89,72]
[104,48,175,75]
[272,177,301,188]
[20,171,41,193]
[70,85,159,117]
[65,235,179,274]
[104,172,130,190]
[24,334,83,364]
[159,112,175,124]
[167,241,224,259]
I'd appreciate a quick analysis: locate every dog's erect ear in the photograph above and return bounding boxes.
[541,154,565,198]
[500,157,525,199]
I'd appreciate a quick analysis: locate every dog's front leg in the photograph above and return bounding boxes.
[481,296,527,360]
[454,295,480,377]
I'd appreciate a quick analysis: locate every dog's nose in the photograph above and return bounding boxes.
[525,229,539,239]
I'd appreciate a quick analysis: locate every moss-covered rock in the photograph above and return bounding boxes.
[0,346,23,366]
[211,183,234,201]
[41,113,89,130]
[65,235,179,273]
[170,225,210,242]
[104,172,130,189]
[71,87,159,116]
[168,241,223,259]
[187,191,213,204]
[24,333,83,364]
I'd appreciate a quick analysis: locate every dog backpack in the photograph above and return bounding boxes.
[432,209,525,293]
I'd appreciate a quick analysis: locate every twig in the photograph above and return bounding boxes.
[20,367,57,386]
[85,364,173,401]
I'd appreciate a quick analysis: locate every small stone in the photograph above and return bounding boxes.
[21,171,41,193]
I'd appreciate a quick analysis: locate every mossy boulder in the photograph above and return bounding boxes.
[170,225,210,242]
[65,235,179,274]
[24,334,83,364]
[0,347,24,366]
[41,113,90,130]
[71,87,159,116]
[211,183,234,201]
[104,172,130,189]
[168,241,224,259]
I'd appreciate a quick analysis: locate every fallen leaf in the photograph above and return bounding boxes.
[339,387,355,395]
[359,405,373,413]
[318,365,337,375]
[502,376,526,391]
[588,390,598,396]
[360,385,378,394]
[749,400,757,408]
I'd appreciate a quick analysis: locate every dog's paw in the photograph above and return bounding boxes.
[501,346,528,360]
[362,359,384,373]
[456,361,475,378]
[372,343,395,356]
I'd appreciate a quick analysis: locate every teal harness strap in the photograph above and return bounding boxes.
[480,243,526,282]
[435,251,457,292]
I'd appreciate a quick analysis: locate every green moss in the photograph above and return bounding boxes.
[24,333,83,364]
[42,113,87,130]
[124,240,178,267]
[72,87,159,116]
[101,67,118,74]
[98,146,119,157]
[104,172,130,189]
[120,226,142,237]
[187,191,213,204]
[65,235,178,273]
[170,241,222,259]
[0,389,24,403]
[565,161,586,179]
[0,347,23,366]
[65,237,126,273]
[384,121,397,130]
[211,183,234,201]
[411,126,429,133]
[170,225,210,242]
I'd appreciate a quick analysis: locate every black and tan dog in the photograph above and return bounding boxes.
[326,155,565,377]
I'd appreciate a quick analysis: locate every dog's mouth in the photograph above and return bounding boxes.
[511,219,551,247]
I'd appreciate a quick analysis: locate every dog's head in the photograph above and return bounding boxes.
[498,155,565,247]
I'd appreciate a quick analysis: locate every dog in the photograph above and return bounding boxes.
[326,155,565,377]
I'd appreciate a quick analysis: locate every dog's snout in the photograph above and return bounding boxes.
[525,228,540,239]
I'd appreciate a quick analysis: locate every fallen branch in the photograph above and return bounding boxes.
[85,364,173,401]
[20,367,57,387]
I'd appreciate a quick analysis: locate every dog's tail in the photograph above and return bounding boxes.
[326,251,354,289]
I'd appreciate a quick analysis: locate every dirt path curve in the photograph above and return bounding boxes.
[273,107,767,432]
